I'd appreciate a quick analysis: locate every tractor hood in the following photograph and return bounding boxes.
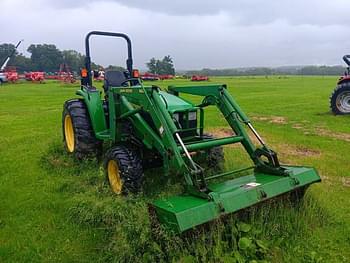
[159,91,195,112]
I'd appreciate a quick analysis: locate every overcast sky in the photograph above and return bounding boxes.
[2,0,350,69]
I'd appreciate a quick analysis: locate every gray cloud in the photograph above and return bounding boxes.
[48,0,350,26]
[2,0,350,69]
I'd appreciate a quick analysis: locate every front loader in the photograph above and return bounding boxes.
[62,31,321,233]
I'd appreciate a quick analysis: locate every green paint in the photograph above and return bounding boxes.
[153,166,320,233]
[76,88,107,139]
[74,80,321,232]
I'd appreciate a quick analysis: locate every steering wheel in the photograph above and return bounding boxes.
[120,78,141,87]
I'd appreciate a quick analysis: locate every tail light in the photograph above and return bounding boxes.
[81,68,88,77]
[132,69,140,78]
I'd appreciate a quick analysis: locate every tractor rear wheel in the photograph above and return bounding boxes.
[62,99,102,159]
[330,82,350,114]
[104,145,143,194]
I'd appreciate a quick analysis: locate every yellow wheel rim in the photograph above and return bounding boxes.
[107,160,123,194]
[64,114,75,152]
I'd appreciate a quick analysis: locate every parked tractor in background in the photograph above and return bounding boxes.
[330,55,350,114]
[0,40,23,85]
[191,75,209,81]
[25,72,45,83]
[58,63,76,83]
[62,31,321,233]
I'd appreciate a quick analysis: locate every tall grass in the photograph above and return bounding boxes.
[40,142,328,263]
[1,78,349,262]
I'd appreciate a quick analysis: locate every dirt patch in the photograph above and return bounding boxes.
[208,128,262,146]
[269,116,287,124]
[320,175,350,187]
[290,122,350,143]
[315,128,350,142]
[341,177,350,187]
[251,116,270,121]
[292,123,304,129]
[294,146,321,156]
[278,144,321,157]
[251,115,287,125]
[208,128,234,138]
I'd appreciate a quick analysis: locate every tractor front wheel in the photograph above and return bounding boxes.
[193,134,225,172]
[62,99,102,159]
[104,145,143,194]
[330,82,350,114]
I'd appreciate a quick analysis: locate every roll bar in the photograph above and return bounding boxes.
[84,31,133,86]
[343,55,350,66]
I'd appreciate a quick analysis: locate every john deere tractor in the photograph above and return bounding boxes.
[330,55,350,114]
[62,31,321,233]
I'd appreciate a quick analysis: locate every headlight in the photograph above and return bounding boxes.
[188,111,197,121]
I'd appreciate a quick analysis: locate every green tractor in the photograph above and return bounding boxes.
[62,31,321,233]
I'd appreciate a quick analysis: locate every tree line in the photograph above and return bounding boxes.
[1,42,347,76]
[0,43,102,73]
[185,65,347,76]
[0,43,177,75]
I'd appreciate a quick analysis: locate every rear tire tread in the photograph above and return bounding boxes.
[62,99,102,159]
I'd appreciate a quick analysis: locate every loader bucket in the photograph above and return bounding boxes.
[152,166,320,233]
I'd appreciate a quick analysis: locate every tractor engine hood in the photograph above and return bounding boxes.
[159,91,196,113]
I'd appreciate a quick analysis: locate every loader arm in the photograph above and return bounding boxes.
[149,84,321,233]
[107,85,205,190]
[168,84,287,176]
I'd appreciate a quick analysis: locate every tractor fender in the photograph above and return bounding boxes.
[76,88,107,135]
[337,75,350,85]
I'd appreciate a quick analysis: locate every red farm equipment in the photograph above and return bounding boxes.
[4,67,19,83]
[58,63,76,83]
[141,72,159,81]
[191,75,209,81]
[159,74,174,80]
[25,72,45,83]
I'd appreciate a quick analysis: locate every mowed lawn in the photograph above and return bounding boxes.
[0,76,349,262]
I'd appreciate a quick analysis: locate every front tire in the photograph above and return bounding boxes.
[194,134,225,171]
[330,82,350,115]
[104,145,143,194]
[62,99,102,159]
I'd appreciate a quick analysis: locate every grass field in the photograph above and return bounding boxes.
[0,76,349,262]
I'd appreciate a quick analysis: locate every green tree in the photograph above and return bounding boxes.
[146,57,157,74]
[160,55,175,75]
[146,56,175,75]
[105,65,125,71]
[27,44,64,72]
[0,43,32,72]
[12,54,32,72]
[0,43,17,67]
[62,50,85,72]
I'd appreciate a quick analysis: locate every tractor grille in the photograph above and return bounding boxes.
[173,111,197,138]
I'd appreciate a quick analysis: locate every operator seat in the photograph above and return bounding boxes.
[103,70,127,94]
